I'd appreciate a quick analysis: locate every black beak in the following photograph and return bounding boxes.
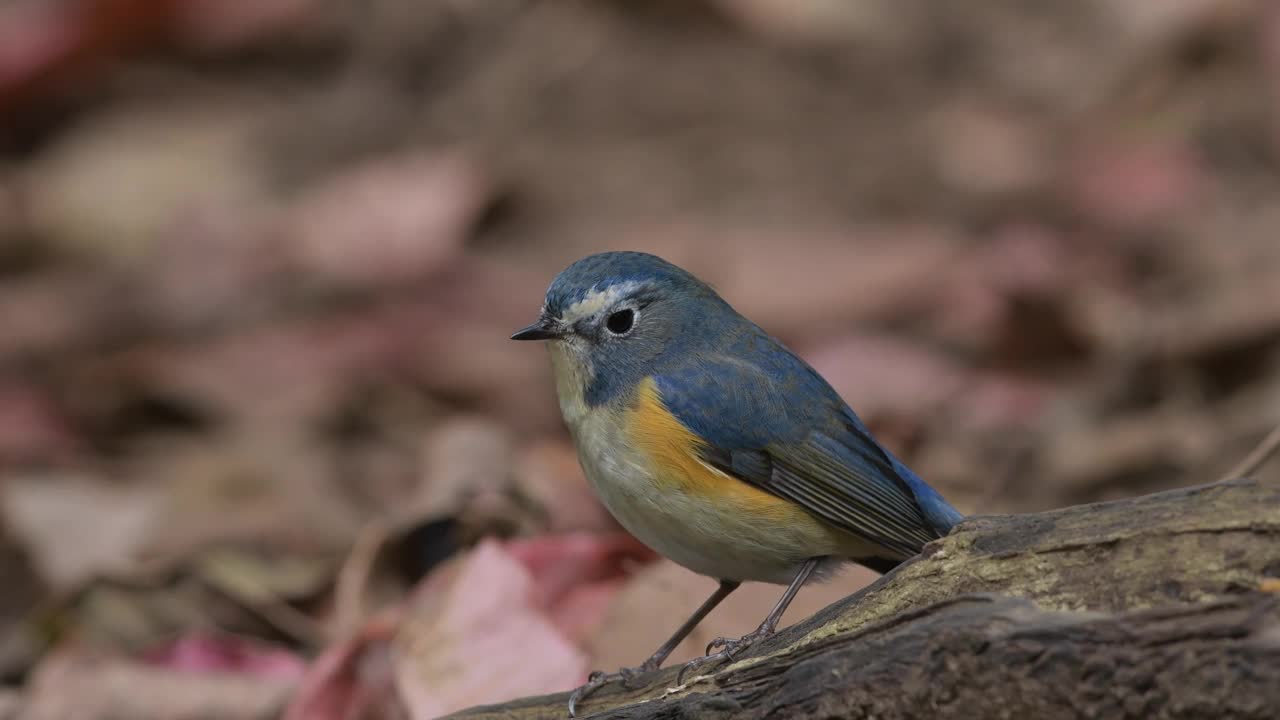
[510,317,561,341]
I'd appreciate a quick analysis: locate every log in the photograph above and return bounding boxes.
[449,478,1280,719]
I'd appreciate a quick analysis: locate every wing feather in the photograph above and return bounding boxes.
[654,350,957,560]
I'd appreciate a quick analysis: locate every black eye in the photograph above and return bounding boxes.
[605,308,635,335]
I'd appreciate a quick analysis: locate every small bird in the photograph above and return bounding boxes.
[511,251,962,715]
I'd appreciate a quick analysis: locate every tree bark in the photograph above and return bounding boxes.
[449,477,1280,719]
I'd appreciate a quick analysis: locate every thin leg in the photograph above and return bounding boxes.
[678,557,822,684]
[751,556,819,638]
[640,579,740,669]
[568,579,740,717]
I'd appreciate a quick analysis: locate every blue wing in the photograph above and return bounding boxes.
[652,332,962,561]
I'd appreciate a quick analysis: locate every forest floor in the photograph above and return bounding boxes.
[1,1,1279,717]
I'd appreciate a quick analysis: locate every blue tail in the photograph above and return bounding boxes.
[889,455,964,537]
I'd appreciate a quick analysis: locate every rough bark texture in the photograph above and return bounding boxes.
[450,478,1280,719]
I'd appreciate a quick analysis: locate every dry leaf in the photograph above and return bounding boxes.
[281,152,487,289]
[24,648,294,720]
[513,441,617,534]
[801,334,967,422]
[139,631,306,682]
[288,533,653,719]
[0,475,161,591]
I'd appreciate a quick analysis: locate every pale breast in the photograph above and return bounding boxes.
[566,400,873,585]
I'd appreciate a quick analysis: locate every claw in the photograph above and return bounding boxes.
[676,627,776,686]
[568,674,607,718]
[567,661,661,717]
[676,650,726,685]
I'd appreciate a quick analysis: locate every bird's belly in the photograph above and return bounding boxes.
[570,411,866,584]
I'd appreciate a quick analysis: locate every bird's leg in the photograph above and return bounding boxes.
[677,557,821,684]
[568,579,740,717]
[708,557,818,653]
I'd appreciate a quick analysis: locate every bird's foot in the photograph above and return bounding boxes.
[675,626,775,685]
[568,659,660,717]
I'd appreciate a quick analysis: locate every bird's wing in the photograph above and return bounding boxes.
[652,351,959,559]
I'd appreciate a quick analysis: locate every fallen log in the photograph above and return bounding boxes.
[449,477,1280,719]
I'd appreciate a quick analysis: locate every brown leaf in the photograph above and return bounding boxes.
[1066,137,1203,232]
[412,416,515,524]
[24,648,294,720]
[929,100,1050,197]
[513,441,617,534]
[1042,412,1219,499]
[0,474,161,591]
[0,272,116,361]
[800,334,968,423]
[951,373,1057,434]
[23,99,273,260]
[174,0,316,51]
[280,152,487,290]
[0,689,20,720]
[689,225,959,337]
[131,436,362,559]
[0,382,79,465]
[710,0,912,49]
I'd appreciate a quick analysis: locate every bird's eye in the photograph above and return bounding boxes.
[605,308,635,335]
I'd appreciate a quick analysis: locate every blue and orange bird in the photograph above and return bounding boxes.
[511,251,963,715]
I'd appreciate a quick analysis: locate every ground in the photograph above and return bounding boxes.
[0,1,1278,717]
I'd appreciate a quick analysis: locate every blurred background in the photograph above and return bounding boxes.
[1,0,1279,717]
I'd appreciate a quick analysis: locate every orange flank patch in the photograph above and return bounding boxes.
[626,377,812,524]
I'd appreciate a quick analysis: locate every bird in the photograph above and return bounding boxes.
[510,251,963,716]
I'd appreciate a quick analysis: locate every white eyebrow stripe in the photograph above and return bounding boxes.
[561,281,642,324]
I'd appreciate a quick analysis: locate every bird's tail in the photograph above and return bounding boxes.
[889,455,965,537]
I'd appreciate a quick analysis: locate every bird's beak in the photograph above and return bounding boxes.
[510,315,562,341]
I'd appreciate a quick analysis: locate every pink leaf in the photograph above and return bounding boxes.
[285,534,654,719]
[140,632,306,683]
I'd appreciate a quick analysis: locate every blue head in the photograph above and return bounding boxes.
[511,251,736,407]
